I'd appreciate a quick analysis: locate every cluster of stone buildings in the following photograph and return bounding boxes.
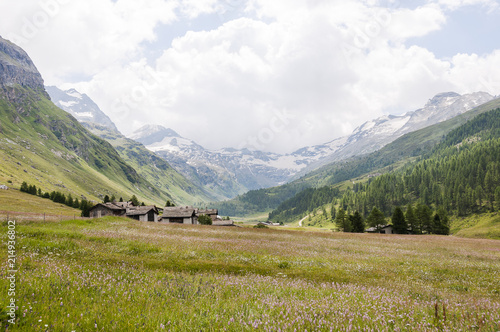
[88,202,233,226]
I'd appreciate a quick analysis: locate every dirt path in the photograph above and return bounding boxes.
[298,215,309,227]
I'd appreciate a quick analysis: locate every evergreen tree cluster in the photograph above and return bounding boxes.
[337,138,500,217]
[20,181,92,217]
[334,205,450,235]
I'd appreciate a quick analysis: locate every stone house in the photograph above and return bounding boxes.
[89,202,159,222]
[162,206,198,224]
[126,205,160,222]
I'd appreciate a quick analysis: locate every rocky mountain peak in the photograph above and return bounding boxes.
[425,92,461,107]
[0,37,46,94]
[46,86,118,132]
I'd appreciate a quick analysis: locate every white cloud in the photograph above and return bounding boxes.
[0,0,179,83]
[386,5,446,40]
[1,0,499,153]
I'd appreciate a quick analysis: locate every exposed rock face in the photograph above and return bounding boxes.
[46,86,119,132]
[0,36,47,96]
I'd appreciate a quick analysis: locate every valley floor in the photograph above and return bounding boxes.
[0,216,499,331]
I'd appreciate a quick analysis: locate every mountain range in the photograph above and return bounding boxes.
[124,91,494,199]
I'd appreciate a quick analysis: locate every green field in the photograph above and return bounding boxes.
[1,215,499,331]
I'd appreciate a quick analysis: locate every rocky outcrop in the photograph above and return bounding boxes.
[0,36,47,97]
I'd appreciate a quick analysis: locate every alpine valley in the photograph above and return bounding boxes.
[1,35,499,235]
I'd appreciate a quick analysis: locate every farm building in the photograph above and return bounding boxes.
[89,202,159,222]
[367,225,394,234]
[126,206,160,222]
[196,208,218,221]
[162,206,198,224]
[89,202,129,218]
[162,207,221,225]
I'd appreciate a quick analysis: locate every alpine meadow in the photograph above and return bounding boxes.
[1,1,500,331]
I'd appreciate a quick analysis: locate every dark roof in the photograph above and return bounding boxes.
[126,206,158,216]
[213,219,234,226]
[163,206,196,218]
[113,201,134,208]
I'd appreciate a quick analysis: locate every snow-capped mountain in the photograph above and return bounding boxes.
[46,86,118,132]
[132,91,495,193]
[293,91,495,175]
[131,126,305,196]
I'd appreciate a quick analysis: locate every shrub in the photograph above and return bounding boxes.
[198,214,212,225]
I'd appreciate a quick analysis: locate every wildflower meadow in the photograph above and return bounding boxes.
[1,217,499,331]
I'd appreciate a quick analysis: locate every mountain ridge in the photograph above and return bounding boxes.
[128,91,495,198]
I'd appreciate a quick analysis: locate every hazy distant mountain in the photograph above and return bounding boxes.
[130,125,300,198]
[131,91,495,195]
[46,86,118,132]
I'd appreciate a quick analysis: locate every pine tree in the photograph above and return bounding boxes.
[335,208,351,232]
[66,194,74,207]
[20,181,28,193]
[366,207,385,231]
[130,195,140,206]
[435,207,449,235]
[103,195,110,203]
[495,187,500,212]
[392,207,407,234]
[416,204,432,234]
[350,211,365,233]
[406,205,418,234]
[330,205,336,221]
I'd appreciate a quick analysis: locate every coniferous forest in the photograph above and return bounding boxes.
[269,108,500,233]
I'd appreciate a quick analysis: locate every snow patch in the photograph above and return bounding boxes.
[75,112,94,118]
[59,101,77,108]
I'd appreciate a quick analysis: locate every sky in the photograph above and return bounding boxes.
[1,0,499,154]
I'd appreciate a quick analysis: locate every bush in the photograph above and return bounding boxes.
[198,214,212,225]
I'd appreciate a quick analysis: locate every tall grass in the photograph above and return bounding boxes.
[1,217,499,331]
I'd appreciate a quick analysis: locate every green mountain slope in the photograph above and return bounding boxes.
[269,107,500,225]
[0,37,170,205]
[0,85,166,204]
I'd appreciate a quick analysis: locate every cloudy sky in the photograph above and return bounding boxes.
[1,0,499,153]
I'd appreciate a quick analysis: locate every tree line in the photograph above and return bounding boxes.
[333,205,449,235]
[20,181,93,216]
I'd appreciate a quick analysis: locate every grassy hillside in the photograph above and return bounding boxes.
[86,124,214,205]
[0,85,166,205]
[0,188,81,216]
[453,213,500,240]
[1,217,498,330]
